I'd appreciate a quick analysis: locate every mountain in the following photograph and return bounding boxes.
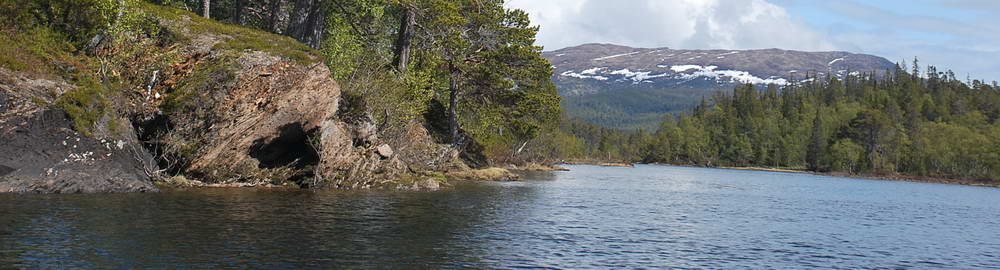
[544,43,896,130]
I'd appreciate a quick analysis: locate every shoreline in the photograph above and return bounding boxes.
[154,166,539,192]
[649,163,1000,189]
[554,161,1000,189]
[505,163,571,172]
[559,160,635,168]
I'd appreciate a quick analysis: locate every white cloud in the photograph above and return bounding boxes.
[505,0,835,52]
[506,0,1000,81]
[811,0,1000,81]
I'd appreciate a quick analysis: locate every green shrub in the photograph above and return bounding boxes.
[55,79,109,137]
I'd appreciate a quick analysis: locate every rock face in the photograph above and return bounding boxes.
[131,6,464,190]
[0,69,158,193]
[144,48,449,189]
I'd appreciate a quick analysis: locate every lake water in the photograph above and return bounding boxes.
[2,165,1000,269]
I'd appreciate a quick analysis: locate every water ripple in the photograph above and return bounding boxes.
[2,165,1000,268]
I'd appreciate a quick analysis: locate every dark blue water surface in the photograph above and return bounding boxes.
[2,165,1000,269]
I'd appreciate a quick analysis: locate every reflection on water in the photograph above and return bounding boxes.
[2,165,1000,268]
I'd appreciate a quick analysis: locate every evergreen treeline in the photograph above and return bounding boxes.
[564,63,1000,181]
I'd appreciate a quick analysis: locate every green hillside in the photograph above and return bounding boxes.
[561,87,725,131]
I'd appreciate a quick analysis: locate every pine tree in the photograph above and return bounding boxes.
[806,110,825,171]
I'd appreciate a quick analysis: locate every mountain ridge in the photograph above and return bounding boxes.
[545,43,896,96]
[544,43,897,130]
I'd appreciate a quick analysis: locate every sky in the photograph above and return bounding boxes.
[505,0,1000,82]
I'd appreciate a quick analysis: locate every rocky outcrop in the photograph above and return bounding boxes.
[131,6,465,190]
[0,69,158,193]
[0,4,471,193]
[142,46,454,189]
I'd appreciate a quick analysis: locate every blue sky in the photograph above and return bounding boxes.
[506,0,1000,82]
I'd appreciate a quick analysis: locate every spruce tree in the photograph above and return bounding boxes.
[806,110,825,171]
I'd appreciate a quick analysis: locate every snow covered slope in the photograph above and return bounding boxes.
[544,43,895,97]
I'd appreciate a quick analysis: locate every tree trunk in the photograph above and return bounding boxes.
[233,0,246,25]
[288,0,326,49]
[392,6,415,74]
[268,0,285,34]
[448,63,460,144]
[202,0,210,19]
[305,3,326,49]
[288,0,312,42]
[514,141,529,157]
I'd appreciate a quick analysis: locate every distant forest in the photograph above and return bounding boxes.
[557,62,1000,182]
[561,87,723,131]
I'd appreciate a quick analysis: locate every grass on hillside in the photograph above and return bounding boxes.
[0,26,111,136]
[141,2,321,66]
[0,27,91,79]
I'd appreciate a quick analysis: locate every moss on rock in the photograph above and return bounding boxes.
[141,3,320,66]
[54,79,109,136]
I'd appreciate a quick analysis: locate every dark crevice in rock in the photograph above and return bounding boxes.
[421,99,452,144]
[249,123,320,183]
[351,135,367,148]
[0,164,14,177]
[133,114,181,175]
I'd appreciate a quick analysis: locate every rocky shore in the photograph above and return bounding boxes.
[0,69,159,193]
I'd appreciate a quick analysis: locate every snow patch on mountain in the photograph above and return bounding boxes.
[609,68,669,84]
[670,65,703,73]
[562,64,793,86]
[593,51,640,61]
[581,67,606,75]
[560,70,609,81]
[828,57,845,66]
[674,65,789,85]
